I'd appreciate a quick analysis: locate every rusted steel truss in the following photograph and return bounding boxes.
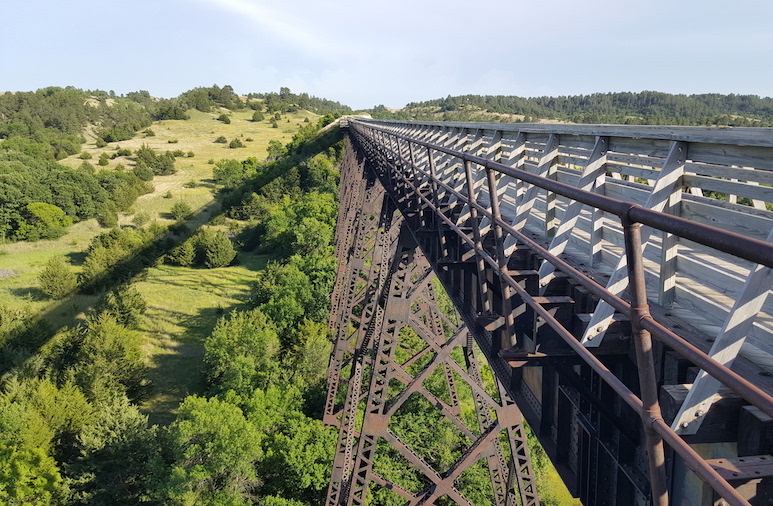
[325,141,539,506]
[337,119,773,506]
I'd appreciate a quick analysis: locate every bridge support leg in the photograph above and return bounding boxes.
[325,141,541,506]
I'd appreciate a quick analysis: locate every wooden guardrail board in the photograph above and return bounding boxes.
[372,119,773,377]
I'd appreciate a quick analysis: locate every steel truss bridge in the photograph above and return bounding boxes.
[323,118,773,506]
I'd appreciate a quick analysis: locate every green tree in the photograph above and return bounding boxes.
[0,401,67,505]
[161,396,262,504]
[79,160,95,174]
[204,309,280,396]
[170,200,193,221]
[252,111,265,122]
[217,113,231,124]
[213,159,250,188]
[19,202,72,241]
[132,162,154,181]
[167,239,196,267]
[76,314,146,401]
[266,139,287,161]
[96,285,147,329]
[243,386,335,503]
[291,217,333,256]
[200,229,236,268]
[98,153,110,166]
[39,257,77,299]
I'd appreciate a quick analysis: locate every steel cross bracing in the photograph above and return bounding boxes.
[324,141,540,506]
[339,118,773,506]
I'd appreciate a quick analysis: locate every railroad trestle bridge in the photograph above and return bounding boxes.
[324,118,773,506]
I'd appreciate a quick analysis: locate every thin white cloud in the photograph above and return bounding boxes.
[197,0,344,59]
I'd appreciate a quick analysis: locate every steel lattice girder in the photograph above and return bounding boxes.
[324,142,540,506]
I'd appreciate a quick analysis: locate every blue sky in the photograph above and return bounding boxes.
[1,0,771,110]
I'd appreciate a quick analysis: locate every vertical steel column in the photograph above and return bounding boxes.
[622,215,669,506]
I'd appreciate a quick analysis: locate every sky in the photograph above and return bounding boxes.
[1,0,772,110]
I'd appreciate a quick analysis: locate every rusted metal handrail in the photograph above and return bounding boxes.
[347,118,773,506]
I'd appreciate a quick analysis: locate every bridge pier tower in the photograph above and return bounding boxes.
[324,141,540,506]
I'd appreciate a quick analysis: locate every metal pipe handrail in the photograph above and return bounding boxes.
[354,120,773,269]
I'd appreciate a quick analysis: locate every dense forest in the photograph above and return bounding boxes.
[369,91,773,126]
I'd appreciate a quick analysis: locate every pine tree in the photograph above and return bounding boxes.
[39,257,77,299]
[203,231,236,268]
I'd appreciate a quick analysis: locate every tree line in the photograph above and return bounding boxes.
[369,91,773,126]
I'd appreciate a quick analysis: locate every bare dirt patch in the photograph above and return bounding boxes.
[0,269,17,279]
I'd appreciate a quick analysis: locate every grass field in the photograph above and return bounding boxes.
[0,103,318,423]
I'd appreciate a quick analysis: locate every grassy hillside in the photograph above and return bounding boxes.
[0,104,322,423]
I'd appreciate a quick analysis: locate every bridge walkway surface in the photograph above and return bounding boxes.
[324,118,773,506]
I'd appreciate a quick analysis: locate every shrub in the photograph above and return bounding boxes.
[229,138,244,149]
[96,205,118,227]
[143,128,155,137]
[172,149,185,157]
[96,285,147,329]
[80,161,95,174]
[171,200,193,221]
[245,138,253,142]
[133,163,154,181]
[187,151,195,157]
[214,136,227,144]
[217,113,231,124]
[39,257,77,299]
[117,147,132,156]
[168,139,179,144]
[79,151,93,160]
[209,214,227,226]
[183,180,198,188]
[167,238,196,266]
[98,153,110,166]
[163,191,173,199]
[96,138,108,148]
[252,111,264,122]
[270,119,278,128]
[132,213,150,228]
